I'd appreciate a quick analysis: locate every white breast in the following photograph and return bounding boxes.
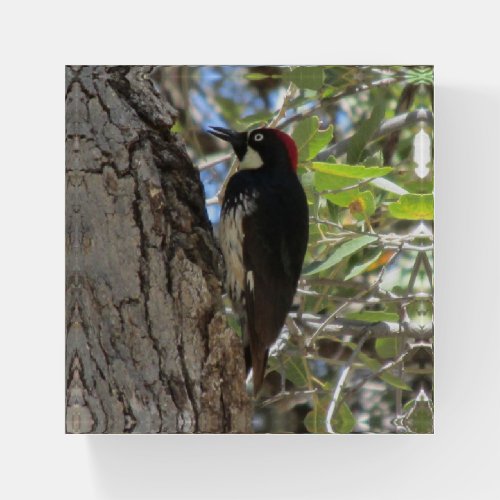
[220,193,258,312]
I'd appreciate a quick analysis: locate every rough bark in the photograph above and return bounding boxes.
[65,66,251,433]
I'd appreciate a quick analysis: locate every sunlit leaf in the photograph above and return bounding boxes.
[345,310,399,322]
[311,162,392,179]
[245,72,280,81]
[388,194,434,220]
[347,100,386,164]
[375,338,399,359]
[292,116,333,162]
[404,179,434,195]
[320,85,337,99]
[284,66,325,90]
[314,172,353,192]
[325,191,376,220]
[404,67,434,85]
[303,235,378,275]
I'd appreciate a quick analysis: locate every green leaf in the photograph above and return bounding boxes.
[303,235,378,276]
[245,72,269,80]
[404,179,434,195]
[403,392,433,433]
[314,172,353,191]
[292,116,333,162]
[344,251,382,280]
[388,194,434,220]
[304,407,323,433]
[404,67,434,85]
[334,402,356,433]
[284,66,325,90]
[320,85,336,99]
[347,100,386,164]
[311,162,392,179]
[375,338,399,359]
[267,355,308,387]
[325,191,376,220]
[346,311,399,322]
[363,150,384,166]
[236,110,274,127]
[304,401,355,433]
[358,352,411,390]
[283,357,308,387]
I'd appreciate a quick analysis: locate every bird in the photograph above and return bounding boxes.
[207,126,309,394]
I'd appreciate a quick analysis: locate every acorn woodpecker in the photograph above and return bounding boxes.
[208,126,309,394]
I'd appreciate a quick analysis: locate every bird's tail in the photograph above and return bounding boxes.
[247,345,269,395]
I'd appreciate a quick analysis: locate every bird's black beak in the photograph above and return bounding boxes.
[207,126,247,160]
[207,126,244,144]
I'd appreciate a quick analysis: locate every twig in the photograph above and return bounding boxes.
[278,77,399,130]
[316,109,433,160]
[268,82,295,128]
[325,327,373,433]
[292,314,434,340]
[258,389,318,408]
[306,246,402,346]
[317,177,376,195]
[395,304,409,418]
[421,251,434,291]
[407,252,424,294]
[337,343,430,408]
[295,289,433,304]
[198,153,232,170]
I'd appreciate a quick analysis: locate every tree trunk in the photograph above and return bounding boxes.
[65,65,251,433]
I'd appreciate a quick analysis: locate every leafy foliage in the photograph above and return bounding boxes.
[303,235,378,276]
[292,117,333,162]
[388,194,434,220]
[167,65,434,434]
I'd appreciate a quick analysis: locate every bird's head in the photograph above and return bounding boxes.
[208,126,298,173]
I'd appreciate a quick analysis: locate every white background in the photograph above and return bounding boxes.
[1,1,499,498]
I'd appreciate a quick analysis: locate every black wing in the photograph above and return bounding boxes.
[242,179,308,393]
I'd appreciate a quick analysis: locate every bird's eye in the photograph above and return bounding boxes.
[253,133,264,142]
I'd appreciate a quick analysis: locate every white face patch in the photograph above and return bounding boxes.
[239,147,262,170]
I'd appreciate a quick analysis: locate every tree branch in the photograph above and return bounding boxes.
[326,327,372,433]
[316,109,434,160]
[291,313,433,340]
